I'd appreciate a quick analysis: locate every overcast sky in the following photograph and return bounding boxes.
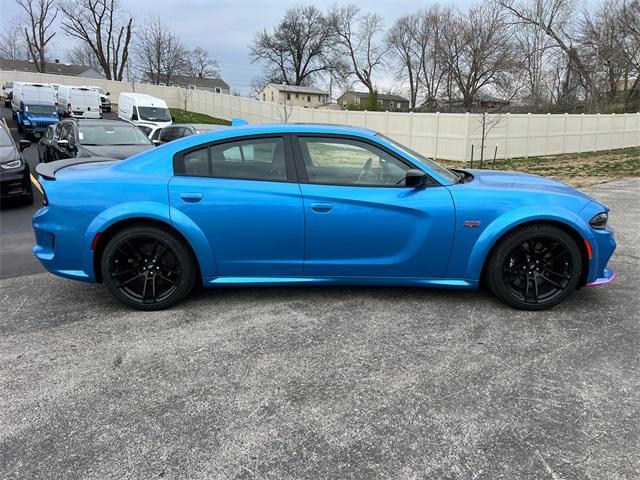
[1,0,476,95]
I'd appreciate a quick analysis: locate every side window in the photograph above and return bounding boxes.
[159,127,174,142]
[297,137,411,186]
[183,147,209,176]
[175,137,287,182]
[210,137,286,181]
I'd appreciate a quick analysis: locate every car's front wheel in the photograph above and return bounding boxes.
[101,225,195,310]
[486,224,582,310]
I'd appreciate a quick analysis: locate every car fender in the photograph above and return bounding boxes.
[464,205,592,280]
[82,201,217,280]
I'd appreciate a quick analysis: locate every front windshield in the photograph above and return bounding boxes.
[377,133,460,184]
[0,127,12,146]
[4,81,12,88]
[78,125,152,146]
[137,106,171,122]
[25,104,57,116]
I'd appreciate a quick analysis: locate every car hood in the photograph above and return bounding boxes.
[0,144,18,162]
[78,144,154,160]
[465,169,594,201]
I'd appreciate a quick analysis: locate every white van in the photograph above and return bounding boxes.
[118,92,172,137]
[57,85,102,119]
[11,82,54,114]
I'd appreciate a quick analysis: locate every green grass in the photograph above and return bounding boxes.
[169,108,231,126]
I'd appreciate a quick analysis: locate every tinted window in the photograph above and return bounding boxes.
[176,137,287,181]
[297,137,410,186]
[0,127,12,146]
[78,125,151,145]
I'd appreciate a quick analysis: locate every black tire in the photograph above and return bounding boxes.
[486,224,582,311]
[101,225,195,310]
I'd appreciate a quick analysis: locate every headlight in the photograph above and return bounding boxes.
[589,212,609,230]
[0,159,23,169]
[23,119,31,125]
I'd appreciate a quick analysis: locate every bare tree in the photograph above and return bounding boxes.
[619,0,640,108]
[250,5,334,86]
[497,0,601,110]
[414,6,452,110]
[329,5,389,98]
[515,19,555,110]
[59,0,133,81]
[440,3,518,110]
[66,42,101,69]
[135,17,187,85]
[16,0,58,72]
[185,47,220,79]
[386,14,421,110]
[0,25,28,60]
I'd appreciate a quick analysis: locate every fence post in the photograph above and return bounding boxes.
[578,113,585,153]
[434,111,440,161]
[594,113,600,152]
[561,113,568,154]
[385,110,390,136]
[546,112,551,156]
[504,112,510,159]
[525,113,531,159]
[464,112,470,162]
[408,111,414,151]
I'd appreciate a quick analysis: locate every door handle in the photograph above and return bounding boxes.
[180,192,203,203]
[310,202,333,213]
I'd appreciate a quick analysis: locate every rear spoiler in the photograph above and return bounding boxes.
[35,157,118,180]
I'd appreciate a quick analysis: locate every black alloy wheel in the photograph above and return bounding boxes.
[102,226,195,310]
[487,224,582,310]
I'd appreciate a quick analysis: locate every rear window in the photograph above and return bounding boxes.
[78,125,152,146]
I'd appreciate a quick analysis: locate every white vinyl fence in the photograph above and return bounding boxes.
[2,69,639,161]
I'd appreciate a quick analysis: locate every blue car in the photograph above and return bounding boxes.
[32,123,616,311]
[17,102,59,138]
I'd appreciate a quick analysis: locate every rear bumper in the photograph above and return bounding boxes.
[32,204,97,283]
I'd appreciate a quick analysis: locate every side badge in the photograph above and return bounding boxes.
[464,220,481,228]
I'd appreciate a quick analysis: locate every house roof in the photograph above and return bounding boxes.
[145,73,229,89]
[266,83,328,95]
[341,91,409,102]
[0,58,101,76]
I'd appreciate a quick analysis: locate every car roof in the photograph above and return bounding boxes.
[171,123,227,130]
[209,123,377,137]
[62,119,135,128]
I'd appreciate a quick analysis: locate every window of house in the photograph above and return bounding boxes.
[397,102,401,109]
[214,87,221,94]
[189,85,196,90]
[287,93,291,100]
[262,93,266,101]
[297,137,410,186]
[295,93,299,99]
[307,95,311,102]
[271,91,274,101]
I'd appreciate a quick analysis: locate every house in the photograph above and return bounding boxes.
[260,83,329,108]
[438,95,511,112]
[143,73,230,94]
[337,91,410,112]
[0,58,104,78]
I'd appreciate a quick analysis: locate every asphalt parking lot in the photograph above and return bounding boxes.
[0,172,638,478]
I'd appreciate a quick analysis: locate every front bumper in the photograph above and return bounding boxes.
[586,267,615,287]
[0,167,31,198]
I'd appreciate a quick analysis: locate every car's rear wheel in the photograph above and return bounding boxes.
[486,224,582,310]
[101,226,195,310]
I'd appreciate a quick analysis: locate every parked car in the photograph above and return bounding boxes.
[118,92,172,138]
[12,84,59,137]
[56,86,101,119]
[0,120,32,205]
[82,85,111,112]
[32,123,616,311]
[154,123,227,144]
[48,118,154,162]
[2,81,13,107]
[37,125,57,163]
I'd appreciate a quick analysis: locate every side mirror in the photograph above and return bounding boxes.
[404,169,429,188]
[56,139,70,148]
[106,91,110,96]
[171,116,176,123]
[19,139,31,152]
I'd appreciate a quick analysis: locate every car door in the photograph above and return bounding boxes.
[51,123,72,160]
[293,135,455,278]
[168,135,305,277]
